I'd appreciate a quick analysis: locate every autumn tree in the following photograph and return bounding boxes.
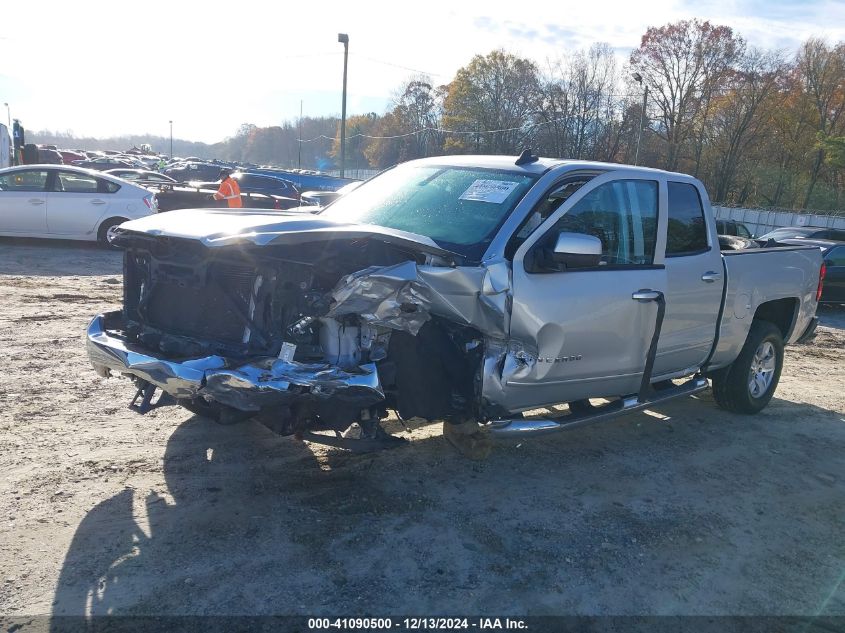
[534,44,625,161]
[442,50,542,154]
[705,49,785,202]
[365,78,445,167]
[331,113,380,171]
[796,39,845,207]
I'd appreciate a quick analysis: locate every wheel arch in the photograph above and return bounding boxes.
[753,297,799,341]
[96,216,130,242]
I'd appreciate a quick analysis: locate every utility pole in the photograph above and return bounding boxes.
[633,73,648,166]
[169,120,173,159]
[338,33,349,178]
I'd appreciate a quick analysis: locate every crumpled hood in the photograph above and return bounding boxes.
[115,208,456,258]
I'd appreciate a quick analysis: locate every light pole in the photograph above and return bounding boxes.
[169,120,173,159]
[3,103,9,130]
[338,33,349,178]
[632,73,648,166]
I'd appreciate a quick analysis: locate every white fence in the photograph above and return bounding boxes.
[713,205,845,236]
[325,168,381,180]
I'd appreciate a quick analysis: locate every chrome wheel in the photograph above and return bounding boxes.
[748,341,776,398]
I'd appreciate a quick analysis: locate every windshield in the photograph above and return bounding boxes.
[320,164,537,259]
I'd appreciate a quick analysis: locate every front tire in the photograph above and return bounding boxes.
[711,320,784,414]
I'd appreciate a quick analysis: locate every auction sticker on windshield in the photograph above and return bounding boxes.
[459,179,520,203]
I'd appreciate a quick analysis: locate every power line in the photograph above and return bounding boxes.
[297,116,577,144]
[353,54,441,77]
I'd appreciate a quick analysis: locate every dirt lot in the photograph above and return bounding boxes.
[0,239,843,617]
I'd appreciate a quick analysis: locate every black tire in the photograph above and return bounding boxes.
[97,217,129,248]
[711,320,784,414]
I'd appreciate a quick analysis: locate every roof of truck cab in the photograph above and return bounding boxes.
[406,155,699,180]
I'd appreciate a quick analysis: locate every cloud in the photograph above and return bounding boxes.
[540,24,582,47]
[473,16,497,32]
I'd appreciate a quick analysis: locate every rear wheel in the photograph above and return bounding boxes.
[97,217,128,248]
[711,320,784,414]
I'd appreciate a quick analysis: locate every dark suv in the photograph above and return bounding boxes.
[716,219,753,238]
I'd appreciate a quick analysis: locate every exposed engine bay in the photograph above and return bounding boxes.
[92,227,517,449]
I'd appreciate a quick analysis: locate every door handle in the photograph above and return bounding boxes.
[28,198,45,205]
[91,199,107,205]
[701,271,722,283]
[632,289,661,302]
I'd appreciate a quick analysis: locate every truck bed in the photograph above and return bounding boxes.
[708,245,823,370]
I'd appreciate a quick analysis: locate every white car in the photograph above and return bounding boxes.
[0,165,158,244]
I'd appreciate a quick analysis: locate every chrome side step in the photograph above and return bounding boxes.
[486,376,710,438]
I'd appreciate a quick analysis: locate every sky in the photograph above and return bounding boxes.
[2,0,844,144]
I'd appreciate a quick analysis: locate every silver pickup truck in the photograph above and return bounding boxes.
[86,153,825,455]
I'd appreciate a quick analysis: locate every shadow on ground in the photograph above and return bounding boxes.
[50,392,845,619]
[0,238,122,277]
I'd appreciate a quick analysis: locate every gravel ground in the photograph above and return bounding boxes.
[0,239,843,617]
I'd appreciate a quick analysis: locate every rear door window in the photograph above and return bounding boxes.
[55,172,98,193]
[667,182,709,256]
[100,179,121,193]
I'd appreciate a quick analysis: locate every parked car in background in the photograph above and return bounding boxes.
[105,169,177,186]
[59,150,87,165]
[0,165,157,244]
[778,238,845,303]
[114,155,146,168]
[192,172,301,200]
[251,168,356,192]
[36,147,64,164]
[300,180,363,206]
[153,185,299,212]
[164,162,227,182]
[72,157,136,171]
[758,226,845,243]
[716,219,753,238]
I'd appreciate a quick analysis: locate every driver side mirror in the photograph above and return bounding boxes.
[551,232,603,269]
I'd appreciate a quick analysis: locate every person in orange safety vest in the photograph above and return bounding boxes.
[213,169,243,208]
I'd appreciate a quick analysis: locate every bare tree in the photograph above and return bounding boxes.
[797,39,845,207]
[707,49,785,202]
[630,19,744,171]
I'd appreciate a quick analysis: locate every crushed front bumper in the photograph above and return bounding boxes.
[86,311,383,411]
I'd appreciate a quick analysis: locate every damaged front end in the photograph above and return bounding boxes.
[87,219,517,450]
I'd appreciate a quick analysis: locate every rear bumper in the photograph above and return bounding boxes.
[795,316,819,344]
[86,311,383,411]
